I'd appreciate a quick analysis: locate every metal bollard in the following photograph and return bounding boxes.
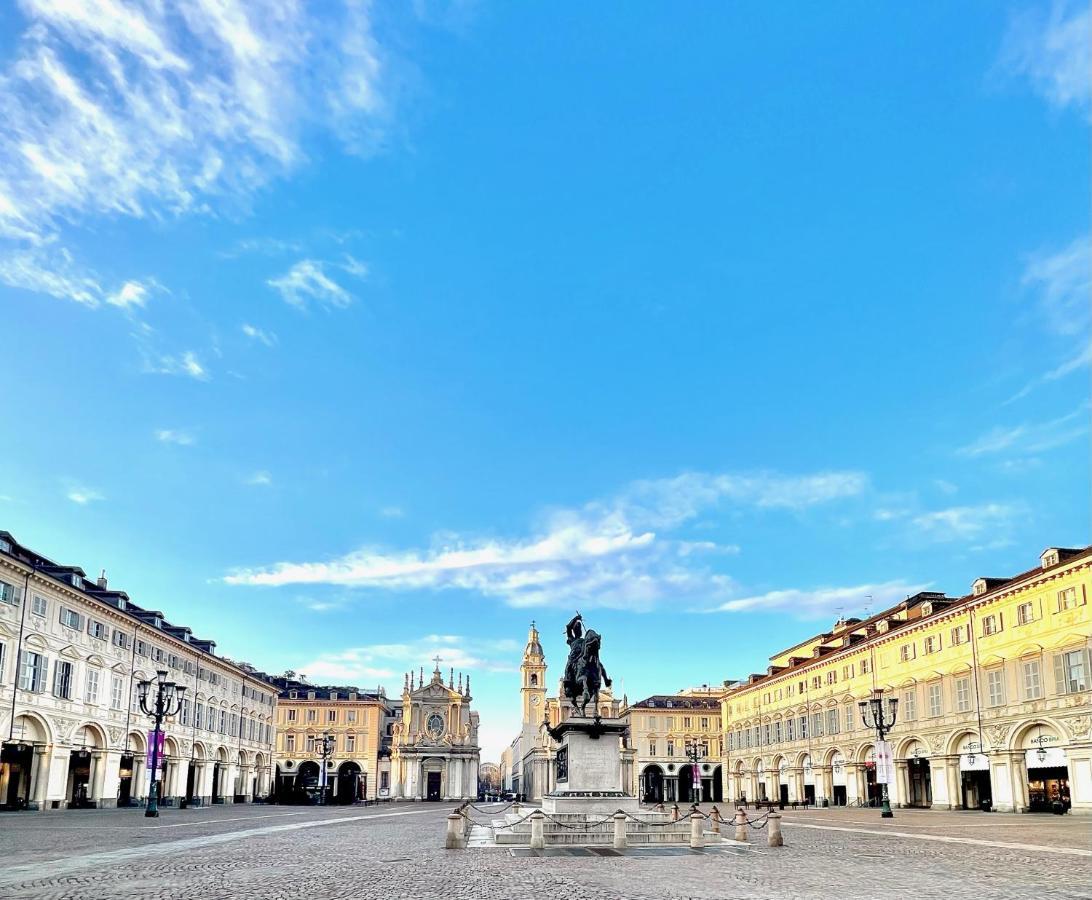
[689,812,704,849]
[768,811,784,847]
[613,812,627,850]
[530,810,545,850]
[670,803,680,822]
[445,813,464,849]
[734,807,748,843]
[710,806,721,835]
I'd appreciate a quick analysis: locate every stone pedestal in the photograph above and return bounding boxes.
[542,717,639,816]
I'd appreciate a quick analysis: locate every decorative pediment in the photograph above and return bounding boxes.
[86,654,106,667]
[59,644,81,659]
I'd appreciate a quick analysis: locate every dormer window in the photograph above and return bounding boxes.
[972,578,988,596]
[288,690,298,699]
[921,602,933,616]
[307,691,316,700]
[1041,549,1060,569]
[876,620,889,633]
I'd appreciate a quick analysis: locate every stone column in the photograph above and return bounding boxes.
[815,766,831,805]
[845,763,861,806]
[198,762,214,805]
[893,761,909,808]
[998,751,1027,814]
[31,746,51,812]
[1068,744,1092,815]
[131,756,146,803]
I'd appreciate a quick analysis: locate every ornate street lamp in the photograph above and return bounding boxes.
[138,669,186,818]
[684,739,703,804]
[858,688,898,819]
[316,732,335,805]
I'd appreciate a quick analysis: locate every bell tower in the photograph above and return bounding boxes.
[520,621,547,725]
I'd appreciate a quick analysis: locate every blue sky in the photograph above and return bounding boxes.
[0,1,1088,760]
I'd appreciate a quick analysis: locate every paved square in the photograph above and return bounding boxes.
[0,803,1089,899]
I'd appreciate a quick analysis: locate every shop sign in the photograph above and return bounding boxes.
[874,741,895,785]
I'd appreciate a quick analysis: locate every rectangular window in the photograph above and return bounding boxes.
[826,671,836,685]
[763,724,771,745]
[774,720,782,743]
[924,635,940,654]
[950,624,968,646]
[811,712,823,737]
[219,710,226,733]
[327,710,336,723]
[649,740,657,756]
[826,708,839,734]
[799,716,808,738]
[287,709,297,722]
[286,734,296,752]
[700,717,709,730]
[347,734,356,753]
[180,697,190,725]
[31,595,47,617]
[59,608,82,630]
[1022,659,1042,700]
[844,704,854,732]
[88,619,108,641]
[786,718,795,741]
[900,644,915,662]
[307,709,316,722]
[928,683,943,717]
[85,668,100,703]
[112,630,130,650]
[1057,587,1082,611]
[860,658,871,675]
[109,675,124,709]
[954,677,970,712]
[19,651,47,692]
[903,689,917,721]
[0,580,19,605]
[347,710,357,723]
[380,771,389,790]
[666,739,674,757]
[982,614,1002,636]
[53,659,73,699]
[135,639,148,656]
[1017,602,1035,625]
[195,703,204,730]
[1055,649,1091,694]
[986,669,1005,707]
[683,716,691,729]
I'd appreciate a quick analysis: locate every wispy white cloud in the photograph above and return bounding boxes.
[712,579,924,618]
[224,469,866,609]
[0,247,103,305]
[219,237,304,259]
[145,350,209,381]
[910,503,1020,542]
[998,1,1091,117]
[379,505,406,518]
[154,428,195,446]
[267,258,365,310]
[241,323,277,347]
[298,634,521,685]
[958,404,1089,457]
[0,0,389,248]
[246,470,273,486]
[66,485,104,505]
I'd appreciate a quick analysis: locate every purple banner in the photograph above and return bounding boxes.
[146,730,165,770]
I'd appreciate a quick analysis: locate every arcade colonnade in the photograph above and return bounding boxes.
[723,717,1091,813]
[389,751,479,801]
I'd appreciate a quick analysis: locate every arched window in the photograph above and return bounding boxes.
[530,674,538,686]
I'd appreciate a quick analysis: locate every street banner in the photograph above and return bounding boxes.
[146,730,165,772]
[874,740,894,785]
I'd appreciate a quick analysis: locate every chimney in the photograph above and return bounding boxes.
[97,569,108,589]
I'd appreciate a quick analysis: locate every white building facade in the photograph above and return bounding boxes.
[389,663,480,801]
[0,531,276,811]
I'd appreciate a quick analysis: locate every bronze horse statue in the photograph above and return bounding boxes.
[562,613,612,717]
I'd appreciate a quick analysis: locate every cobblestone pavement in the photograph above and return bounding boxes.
[0,802,1089,899]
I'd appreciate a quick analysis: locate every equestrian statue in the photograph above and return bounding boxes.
[562,612,612,718]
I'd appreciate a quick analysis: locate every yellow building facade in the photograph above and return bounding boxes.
[272,683,391,803]
[721,546,1092,814]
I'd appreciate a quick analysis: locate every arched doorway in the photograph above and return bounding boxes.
[829,751,847,806]
[952,732,991,810]
[1015,721,1069,813]
[641,764,665,803]
[898,738,931,808]
[710,765,723,802]
[337,761,362,804]
[296,761,321,803]
[1,714,51,810]
[858,744,880,807]
[677,764,697,803]
[67,725,104,808]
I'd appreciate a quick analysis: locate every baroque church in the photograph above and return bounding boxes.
[389,661,480,801]
[505,623,632,801]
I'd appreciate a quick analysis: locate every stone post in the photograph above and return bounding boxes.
[710,806,721,835]
[530,810,545,850]
[734,807,748,842]
[670,802,680,822]
[612,812,627,850]
[768,811,784,847]
[689,812,704,849]
[445,813,463,849]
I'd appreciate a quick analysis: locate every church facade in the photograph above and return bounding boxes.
[504,623,632,801]
[389,662,480,801]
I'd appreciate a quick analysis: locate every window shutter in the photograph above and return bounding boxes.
[1083,649,1092,691]
[1053,653,1066,695]
[35,657,46,693]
